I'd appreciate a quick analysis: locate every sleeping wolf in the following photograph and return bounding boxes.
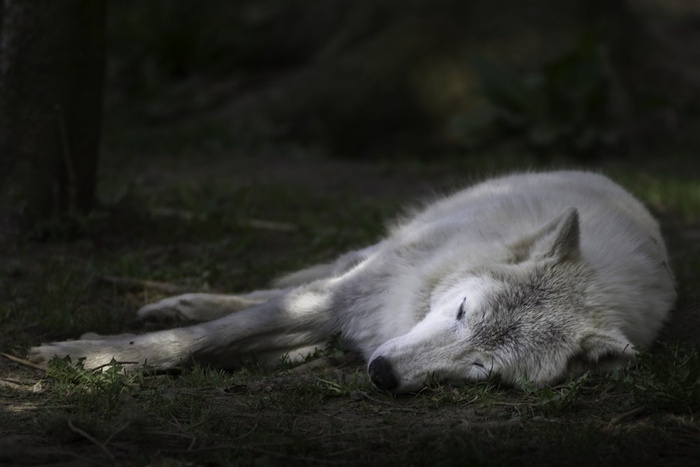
[29,171,677,393]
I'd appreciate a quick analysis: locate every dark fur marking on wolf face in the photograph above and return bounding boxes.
[471,264,583,352]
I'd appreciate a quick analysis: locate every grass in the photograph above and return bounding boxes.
[611,343,700,413]
[609,169,700,222]
[1,115,700,464]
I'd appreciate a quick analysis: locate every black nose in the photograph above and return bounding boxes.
[368,356,399,391]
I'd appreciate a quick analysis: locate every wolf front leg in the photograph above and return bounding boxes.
[28,283,336,371]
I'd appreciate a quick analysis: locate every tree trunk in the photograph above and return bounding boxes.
[0,0,105,231]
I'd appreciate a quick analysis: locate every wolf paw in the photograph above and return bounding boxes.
[27,341,92,367]
[27,339,140,370]
[137,293,242,323]
[137,296,195,323]
[27,344,65,367]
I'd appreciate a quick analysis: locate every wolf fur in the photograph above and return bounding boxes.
[29,171,676,393]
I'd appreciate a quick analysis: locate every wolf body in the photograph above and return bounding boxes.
[29,171,677,393]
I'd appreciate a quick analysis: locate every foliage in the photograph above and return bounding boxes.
[520,372,591,415]
[452,34,620,157]
[47,356,139,415]
[106,0,238,93]
[610,344,700,413]
[105,0,333,95]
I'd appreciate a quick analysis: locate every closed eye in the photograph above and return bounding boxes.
[456,297,466,320]
[467,360,490,381]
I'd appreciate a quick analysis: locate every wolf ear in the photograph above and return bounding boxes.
[536,208,580,261]
[513,208,581,262]
[568,330,637,374]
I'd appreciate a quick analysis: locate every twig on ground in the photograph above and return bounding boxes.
[352,390,421,412]
[100,276,197,294]
[240,218,298,232]
[67,419,116,465]
[89,360,140,373]
[105,422,131,445]
[150,207,298,232]
[150,207,204,221]
[1,353,46,372]
[609,407,648,426]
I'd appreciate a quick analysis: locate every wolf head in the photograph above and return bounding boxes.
[368,208,636,393]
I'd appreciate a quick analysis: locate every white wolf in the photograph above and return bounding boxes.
[29,171,676,393]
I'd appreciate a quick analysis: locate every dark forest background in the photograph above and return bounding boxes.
[1,0,700,231]
[104,0,700,154]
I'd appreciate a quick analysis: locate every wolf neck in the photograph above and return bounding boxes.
[380,231,509,326]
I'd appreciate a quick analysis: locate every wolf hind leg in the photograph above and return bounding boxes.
[76,332,322,363]
[28,281,336,371]
[274,246,377,287]
[137,289,287,323]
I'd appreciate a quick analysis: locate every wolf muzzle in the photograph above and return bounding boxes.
[368,356,399,391]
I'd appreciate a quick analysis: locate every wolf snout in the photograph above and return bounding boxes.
[368,356,399,391]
